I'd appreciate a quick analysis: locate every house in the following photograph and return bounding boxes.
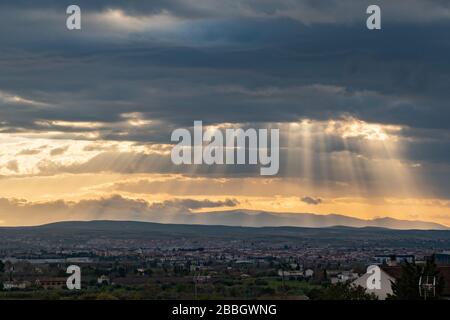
[353,265,450,300]
[331,271,359,284]
[373,255,415,265]
[66,257,93,264]
[196,275,211,282]
[3,281,30,290]
[136,268,147,275]
[304,269,314,278]
[352,267,396,300]
[97,275,110,285]
[35,277,67,289]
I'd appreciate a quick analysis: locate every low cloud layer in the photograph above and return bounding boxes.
[0,195,240,226]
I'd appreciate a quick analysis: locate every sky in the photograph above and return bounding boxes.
[0,0,449,227]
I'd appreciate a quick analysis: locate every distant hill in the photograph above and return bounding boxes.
[1,219,448,239]
[1,220,450,250]
[1,210,447,231]
[147,210,448,230]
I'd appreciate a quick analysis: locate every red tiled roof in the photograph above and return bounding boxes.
[437,266,450,295]
[381,266,402,279]
[381,265,450,296]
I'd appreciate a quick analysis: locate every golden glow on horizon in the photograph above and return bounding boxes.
[0,118,447,227]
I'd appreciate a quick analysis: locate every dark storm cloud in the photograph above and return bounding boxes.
[0,0,449,189]
[2,1,450,22]
[1,14,449,132]
[149,198,240,212]
[301,196,323,205]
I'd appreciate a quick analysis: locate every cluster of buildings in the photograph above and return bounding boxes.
[351,253,450,299]
[2,239,450,300]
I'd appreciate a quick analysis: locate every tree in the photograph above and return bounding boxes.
[389,262,420,299]
[389,259,444,300]
[315,283,378,300]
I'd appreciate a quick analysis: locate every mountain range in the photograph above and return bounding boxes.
[165,210,448,230]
